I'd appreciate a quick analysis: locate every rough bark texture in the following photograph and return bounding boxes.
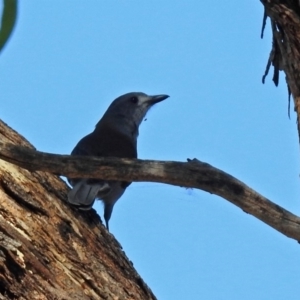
[0,119,156,299]
[1,121,300,243]
[261,0,300,138]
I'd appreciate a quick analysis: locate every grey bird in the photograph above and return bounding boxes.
[67,92,169,230]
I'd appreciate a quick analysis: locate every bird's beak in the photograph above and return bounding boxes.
[147,94,169,105]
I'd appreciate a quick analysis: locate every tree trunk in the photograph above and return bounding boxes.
[0,119,156,299]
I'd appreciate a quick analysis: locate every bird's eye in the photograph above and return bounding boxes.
[130,97,138,104]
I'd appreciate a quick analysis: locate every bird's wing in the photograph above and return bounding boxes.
[67,127,136,209]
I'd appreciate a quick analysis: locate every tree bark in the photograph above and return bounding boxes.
[261,0,300,138]
[0,120,156,299]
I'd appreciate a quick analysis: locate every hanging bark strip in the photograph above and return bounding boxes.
[261,0,300,139]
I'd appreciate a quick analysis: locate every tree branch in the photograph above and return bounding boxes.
[0,141,299,242]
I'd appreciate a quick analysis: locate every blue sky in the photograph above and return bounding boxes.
[1,2,300,299]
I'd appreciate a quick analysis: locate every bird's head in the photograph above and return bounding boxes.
[103,92,169,128]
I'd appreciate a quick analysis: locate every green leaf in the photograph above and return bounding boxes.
[0,0,17,53]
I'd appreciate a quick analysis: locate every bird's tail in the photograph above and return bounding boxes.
[68,179,111,209]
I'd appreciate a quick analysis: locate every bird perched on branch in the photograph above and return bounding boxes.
[67,92,169,230]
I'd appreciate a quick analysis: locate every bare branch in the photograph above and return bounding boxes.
[0,141,299,242]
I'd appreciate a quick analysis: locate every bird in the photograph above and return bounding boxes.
[67,92,169,230]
